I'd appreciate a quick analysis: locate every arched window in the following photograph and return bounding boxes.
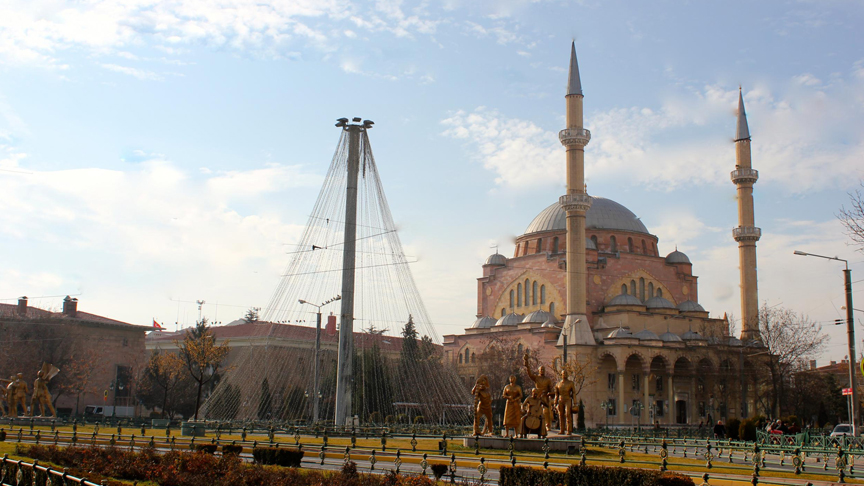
[621,284,628,295]
[552,237,559,253]
[657,288,663,298]
[591,235,598,249]
[509,290,514,308]
[540,285,546,304]
[532,281,538,305]
[517,344,523,355]
[628,237,634,253]
[458,354,463,364]
[471,352,476,364]
[524,279,530,306]
[517,284,522,307]
[465,348,470,363]
[630,280,636,296]
[522,244,528,256]
[501,308,506,317]
[536,238,543,254]
[610,236,618,252]
[648,282,654,298]
[642,240,647,254]
[639,277,645,301]
[549,302,555,317]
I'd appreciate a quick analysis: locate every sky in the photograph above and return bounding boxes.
[1,0,863,363]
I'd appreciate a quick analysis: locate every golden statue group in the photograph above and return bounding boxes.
[472,353,577,438]
[0,363,59,418]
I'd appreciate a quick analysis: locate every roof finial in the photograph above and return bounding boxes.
[567,41,583,96]
[735,87,751,142]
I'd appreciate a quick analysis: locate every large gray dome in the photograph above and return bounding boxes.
[524,197,650,236]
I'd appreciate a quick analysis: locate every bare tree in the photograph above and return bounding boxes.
[757,304,828,417]
[838,182,864,253]
[177,319,230,421]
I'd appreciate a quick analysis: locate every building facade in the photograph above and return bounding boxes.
[443,44,762,428]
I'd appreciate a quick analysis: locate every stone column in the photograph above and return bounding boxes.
[667,375,675,425]
[618,371,626,425]
[690,376,697,425]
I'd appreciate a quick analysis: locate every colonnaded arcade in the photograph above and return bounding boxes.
[443,43,764,429]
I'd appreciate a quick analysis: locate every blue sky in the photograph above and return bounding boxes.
[1,0,863,362]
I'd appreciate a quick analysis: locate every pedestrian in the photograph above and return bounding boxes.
[713,420,726,439]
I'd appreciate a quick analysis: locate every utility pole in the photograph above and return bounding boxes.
[299,295,341,424]
[334,117,373,427]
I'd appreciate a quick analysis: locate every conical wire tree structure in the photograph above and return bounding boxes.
[203,121,472,425]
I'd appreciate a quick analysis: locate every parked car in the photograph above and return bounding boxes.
[84,405,134,418]
[830,424,854,437]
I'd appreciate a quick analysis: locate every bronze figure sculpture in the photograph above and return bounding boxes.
[554,369,576,435]
[523,353,554,433]
[471,375,493,435]
[520,388,546,438]
[501,375,523,437]
[31,364,58,417]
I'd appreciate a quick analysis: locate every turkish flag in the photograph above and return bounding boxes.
[153,319,164,330]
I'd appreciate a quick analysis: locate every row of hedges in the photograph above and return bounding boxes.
[500,465,694,486]
[251,447,304,467]
[20,445,434,486]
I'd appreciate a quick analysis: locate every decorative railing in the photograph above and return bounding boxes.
[558,127,591,146]
[559,193,593,212]
[730,168,759,184]
[732,226,762,242]
[1,455,101,486]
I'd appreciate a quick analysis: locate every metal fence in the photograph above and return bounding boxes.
[0,455,103,486]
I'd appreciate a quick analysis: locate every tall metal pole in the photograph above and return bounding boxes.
[334,122,362,426]
[845,267,858,435]
[313,309,322,424]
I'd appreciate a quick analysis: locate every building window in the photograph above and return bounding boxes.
[471,353,476,364]
[524,279,529,306]
[501,308,506,317]
[509,290,514,308]
[648,282,654,299]
[536,238,543,254]
[591,235,598,249]
[608,398,617,416]
[632,374,641,391]
[632,399,643,417]
[532,281,538,305]
[621,284,627,295]
[699,401,706,417]
[465,349,470,363]
[122,338,129,347]
[552,237,559,253]
[607,373,616,391]
[630,280,636,296]
[549,302,555,317]
[522,244,528,256]
[655,399,664,417]
[517,284,522,307]
[642,240,647,254]
[540,285,546,304]
[639,277,645,301]
[628,237,634,253]
[458,354,463,364]
[657,288,663,298]
[610,236,617,252]
[656,376,663,392]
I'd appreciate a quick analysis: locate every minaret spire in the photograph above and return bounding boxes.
[567,41,583,96]
[731,88,761,344]
[735,87,750,142]
[558,42,595,347]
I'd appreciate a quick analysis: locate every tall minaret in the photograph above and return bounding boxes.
[558,42,596,347]
[731,88,761,342]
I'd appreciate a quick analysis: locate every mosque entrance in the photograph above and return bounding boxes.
[676,400,688,424]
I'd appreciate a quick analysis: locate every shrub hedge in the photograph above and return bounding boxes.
[251,446,304,467]
[499,465,695,486]
[726,418,741,440]
[221,444,243,455]
[194,444,218,454]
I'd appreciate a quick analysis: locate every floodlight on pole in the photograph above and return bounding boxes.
[794,249,858,435]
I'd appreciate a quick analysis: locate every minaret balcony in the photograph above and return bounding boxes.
[560,193,593,212]
[559,127,591,147]
[733,226,761,242]
[730,168,758,184]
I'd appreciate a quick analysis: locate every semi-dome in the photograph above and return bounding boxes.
[606,327,633,339]
[682,330,705,341]
[485,253,507,266]
[495,313,524,327]
[472,316,497,329]
[523,197,650,236]
[659,331,683,342]
[645,296,676,310]
[523,309,554,324]
[634,329,660,340]
[665,250,691,264]
[677,300,705,312]
[607,293,644,307]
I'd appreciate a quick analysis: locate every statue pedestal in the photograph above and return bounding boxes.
[463,435,581,454]
[1,417,57,427]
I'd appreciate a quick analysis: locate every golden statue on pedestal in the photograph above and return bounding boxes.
[523,352,553,433]
[520,389,546,438]
[554,369,576,435]
[31,363,59,417]
[10,373,29,416]
[501,375,523,438]
[471,375,493,435]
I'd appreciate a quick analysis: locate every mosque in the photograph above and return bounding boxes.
[442,43,763,428]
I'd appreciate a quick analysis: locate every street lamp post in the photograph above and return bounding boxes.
[794,250,858,435]
[299,295,341,424]
[601,400,613,429]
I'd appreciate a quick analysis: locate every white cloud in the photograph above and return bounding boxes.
[442,68,864,193]
[101,63,164,81]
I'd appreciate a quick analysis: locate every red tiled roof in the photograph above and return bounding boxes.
[0,303,148,330]
[146,320,422,353]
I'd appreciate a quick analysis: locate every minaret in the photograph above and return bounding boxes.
[731,88,761,342]
[558,42,596,346]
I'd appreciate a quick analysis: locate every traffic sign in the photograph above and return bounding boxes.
[843,387,853,396]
